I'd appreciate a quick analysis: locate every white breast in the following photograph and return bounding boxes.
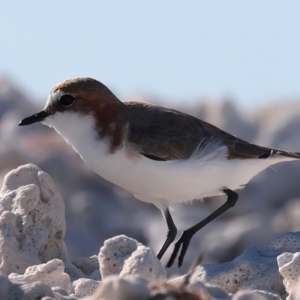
[43,112,296,210]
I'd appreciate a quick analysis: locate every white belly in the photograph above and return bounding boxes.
[80,142,291,207]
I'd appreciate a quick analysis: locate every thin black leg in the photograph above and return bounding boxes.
[166,188,238,268]
[156,208,178,260]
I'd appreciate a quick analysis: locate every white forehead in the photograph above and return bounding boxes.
[44,89,65,109]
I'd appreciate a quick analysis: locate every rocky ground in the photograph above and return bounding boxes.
[1,164,300,299]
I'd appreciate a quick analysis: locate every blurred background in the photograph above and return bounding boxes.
[1,1,300,274]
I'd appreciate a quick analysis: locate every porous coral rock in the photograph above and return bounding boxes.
[232,290,282,300]
[73,278,100,298]
[188,232,300,296]
[87,275,149,300]
[3,164,300,299]
[99,235,166,281]
[0,164,67,274]
[9,259,72,294]
[278,252,300,296]
[288,279,300,300]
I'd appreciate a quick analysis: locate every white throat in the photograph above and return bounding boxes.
[42,112,109,159]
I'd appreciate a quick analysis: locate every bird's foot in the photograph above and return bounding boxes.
[166,230,193,268]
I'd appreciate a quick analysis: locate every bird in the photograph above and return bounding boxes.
[19,77,300,267]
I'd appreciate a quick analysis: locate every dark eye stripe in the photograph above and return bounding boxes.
[60,94,75,107]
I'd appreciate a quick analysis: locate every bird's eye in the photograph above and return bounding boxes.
[59,94,75,107]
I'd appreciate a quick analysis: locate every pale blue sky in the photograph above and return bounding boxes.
[1,1,300,107]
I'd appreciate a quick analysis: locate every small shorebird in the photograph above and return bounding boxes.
[19,78,300,267]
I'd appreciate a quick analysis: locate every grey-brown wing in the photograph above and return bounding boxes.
[125,102,274,161]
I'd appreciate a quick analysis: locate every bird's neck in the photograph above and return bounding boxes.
[49,106,128,158]
[93,101,128,153]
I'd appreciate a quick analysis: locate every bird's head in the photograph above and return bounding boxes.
[19,77,127,150]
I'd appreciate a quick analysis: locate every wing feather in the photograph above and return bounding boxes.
[125,102,274,161]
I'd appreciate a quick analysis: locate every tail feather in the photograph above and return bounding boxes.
[275,150,300,160]
[231,141,300,160]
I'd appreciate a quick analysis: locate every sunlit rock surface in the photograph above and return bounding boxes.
[0,164,67,275]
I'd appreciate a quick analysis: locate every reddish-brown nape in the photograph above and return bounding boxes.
[50,78,128,153]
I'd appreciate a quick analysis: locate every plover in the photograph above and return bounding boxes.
[19,78,300,267]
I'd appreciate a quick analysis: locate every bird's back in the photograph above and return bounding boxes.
[124,101,288,162]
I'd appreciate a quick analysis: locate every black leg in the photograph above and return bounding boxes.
[156,208,178,260]
[167,188,238,268]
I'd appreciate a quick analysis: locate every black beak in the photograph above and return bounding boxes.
[19,110,51,126]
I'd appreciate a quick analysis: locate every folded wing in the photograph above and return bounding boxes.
[125,102,300,161]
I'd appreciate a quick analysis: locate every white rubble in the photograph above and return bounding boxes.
[87,275,149,300]
[232,290,282,300]
[287,279,300,300]
[2,164,300,299]
[278,252,300,296]
[73,278,100,298]
[99,235,166,281]
[186,232,300,298]
[0,164,67,274]
[9,259,72,294]
[152,280,280,299]
[0,272,76,300]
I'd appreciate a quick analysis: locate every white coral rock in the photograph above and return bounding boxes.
[0,164,67,275]
[87,275,149,300]
[73,278,99,298]
[189,232,300,296]
[287,278,300,300]
[232,290,282,300]
[278,252,300,296]
[99,235,166,281]
[8,259,72,294]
